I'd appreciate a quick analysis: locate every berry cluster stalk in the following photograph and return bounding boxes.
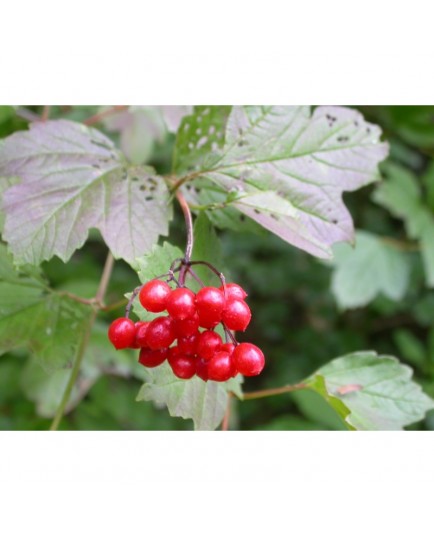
[176,190,193,287]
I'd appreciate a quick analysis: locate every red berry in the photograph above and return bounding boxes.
[195,287,225,326]
[108,317,136,349]
[168,353,196,379]
[139,280,171,313]
[168,345,180,359]
[196,357,209,382]
[219,283,248,301]
[177,333,199,356]
[145,316,175,350]
[208,351,235,382]
[197,330,222,361]
[197,311,220,329]
[139,347,168,368]
[222,299,251,331]
[173,313,200,338]
[166,287,196,320]
[134,321,150,348]
[221,343,235,355]
[233,343,265,376]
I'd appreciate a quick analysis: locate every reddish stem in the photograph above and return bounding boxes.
[41,105,50,122]
[83,105,129,126]
[222,393,233,431]
[242,383,307,400]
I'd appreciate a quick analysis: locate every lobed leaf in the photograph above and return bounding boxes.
[177,106,389,258]
[307,351,434,430]
[0,120,170,265]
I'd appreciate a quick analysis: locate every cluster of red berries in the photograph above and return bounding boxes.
[108,279,265,382]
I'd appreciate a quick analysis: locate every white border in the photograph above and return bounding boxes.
[0,432,433,534]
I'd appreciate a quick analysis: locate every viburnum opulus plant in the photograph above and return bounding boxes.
[0,105,433,431]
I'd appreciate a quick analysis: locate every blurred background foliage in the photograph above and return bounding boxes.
[1,105,434,431]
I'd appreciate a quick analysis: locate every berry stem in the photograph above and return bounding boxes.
[41,105,50,122]
[176,190,194,263]
[223,325,238,345]
[186,265,205,287]
[125,286,142,319]
[50,252,115,431]
[188,260,226,288]
[221,392,233,431]
[176,190,194,287]
[83,105,129,126]
[242,382,307,401]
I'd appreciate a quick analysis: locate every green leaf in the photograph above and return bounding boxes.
[330,231,411,309]
[307,351,434,430]
[21,322,137,418]
[0,244,90,370]
[135,241,183,282]
[374,162,422,233]
[176,106,388,259]
[291,388,348,430]
[174,106,232,173]
[373,161,434,287]
[136,361,242,430]
[0,120,171,265]
[306,375,353,429]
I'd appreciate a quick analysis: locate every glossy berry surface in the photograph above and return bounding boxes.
[195,287,225,326]
[108,318,136,349]
[233,343,265,376]
[195,357,209,382]
[139,347,169,368]
[166,287,196,320]
[177,333,199,356]
[169,353,196,379]
[197,330,222,361]
[134,321,150,348]
[222,299,251,331]
[221,343,235,355]
[139,280,171,313]
[173,314,200,338]
[145,316,176,350]
[219,283,248,301]
[196,311,219,329]
[208,351,235,382]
